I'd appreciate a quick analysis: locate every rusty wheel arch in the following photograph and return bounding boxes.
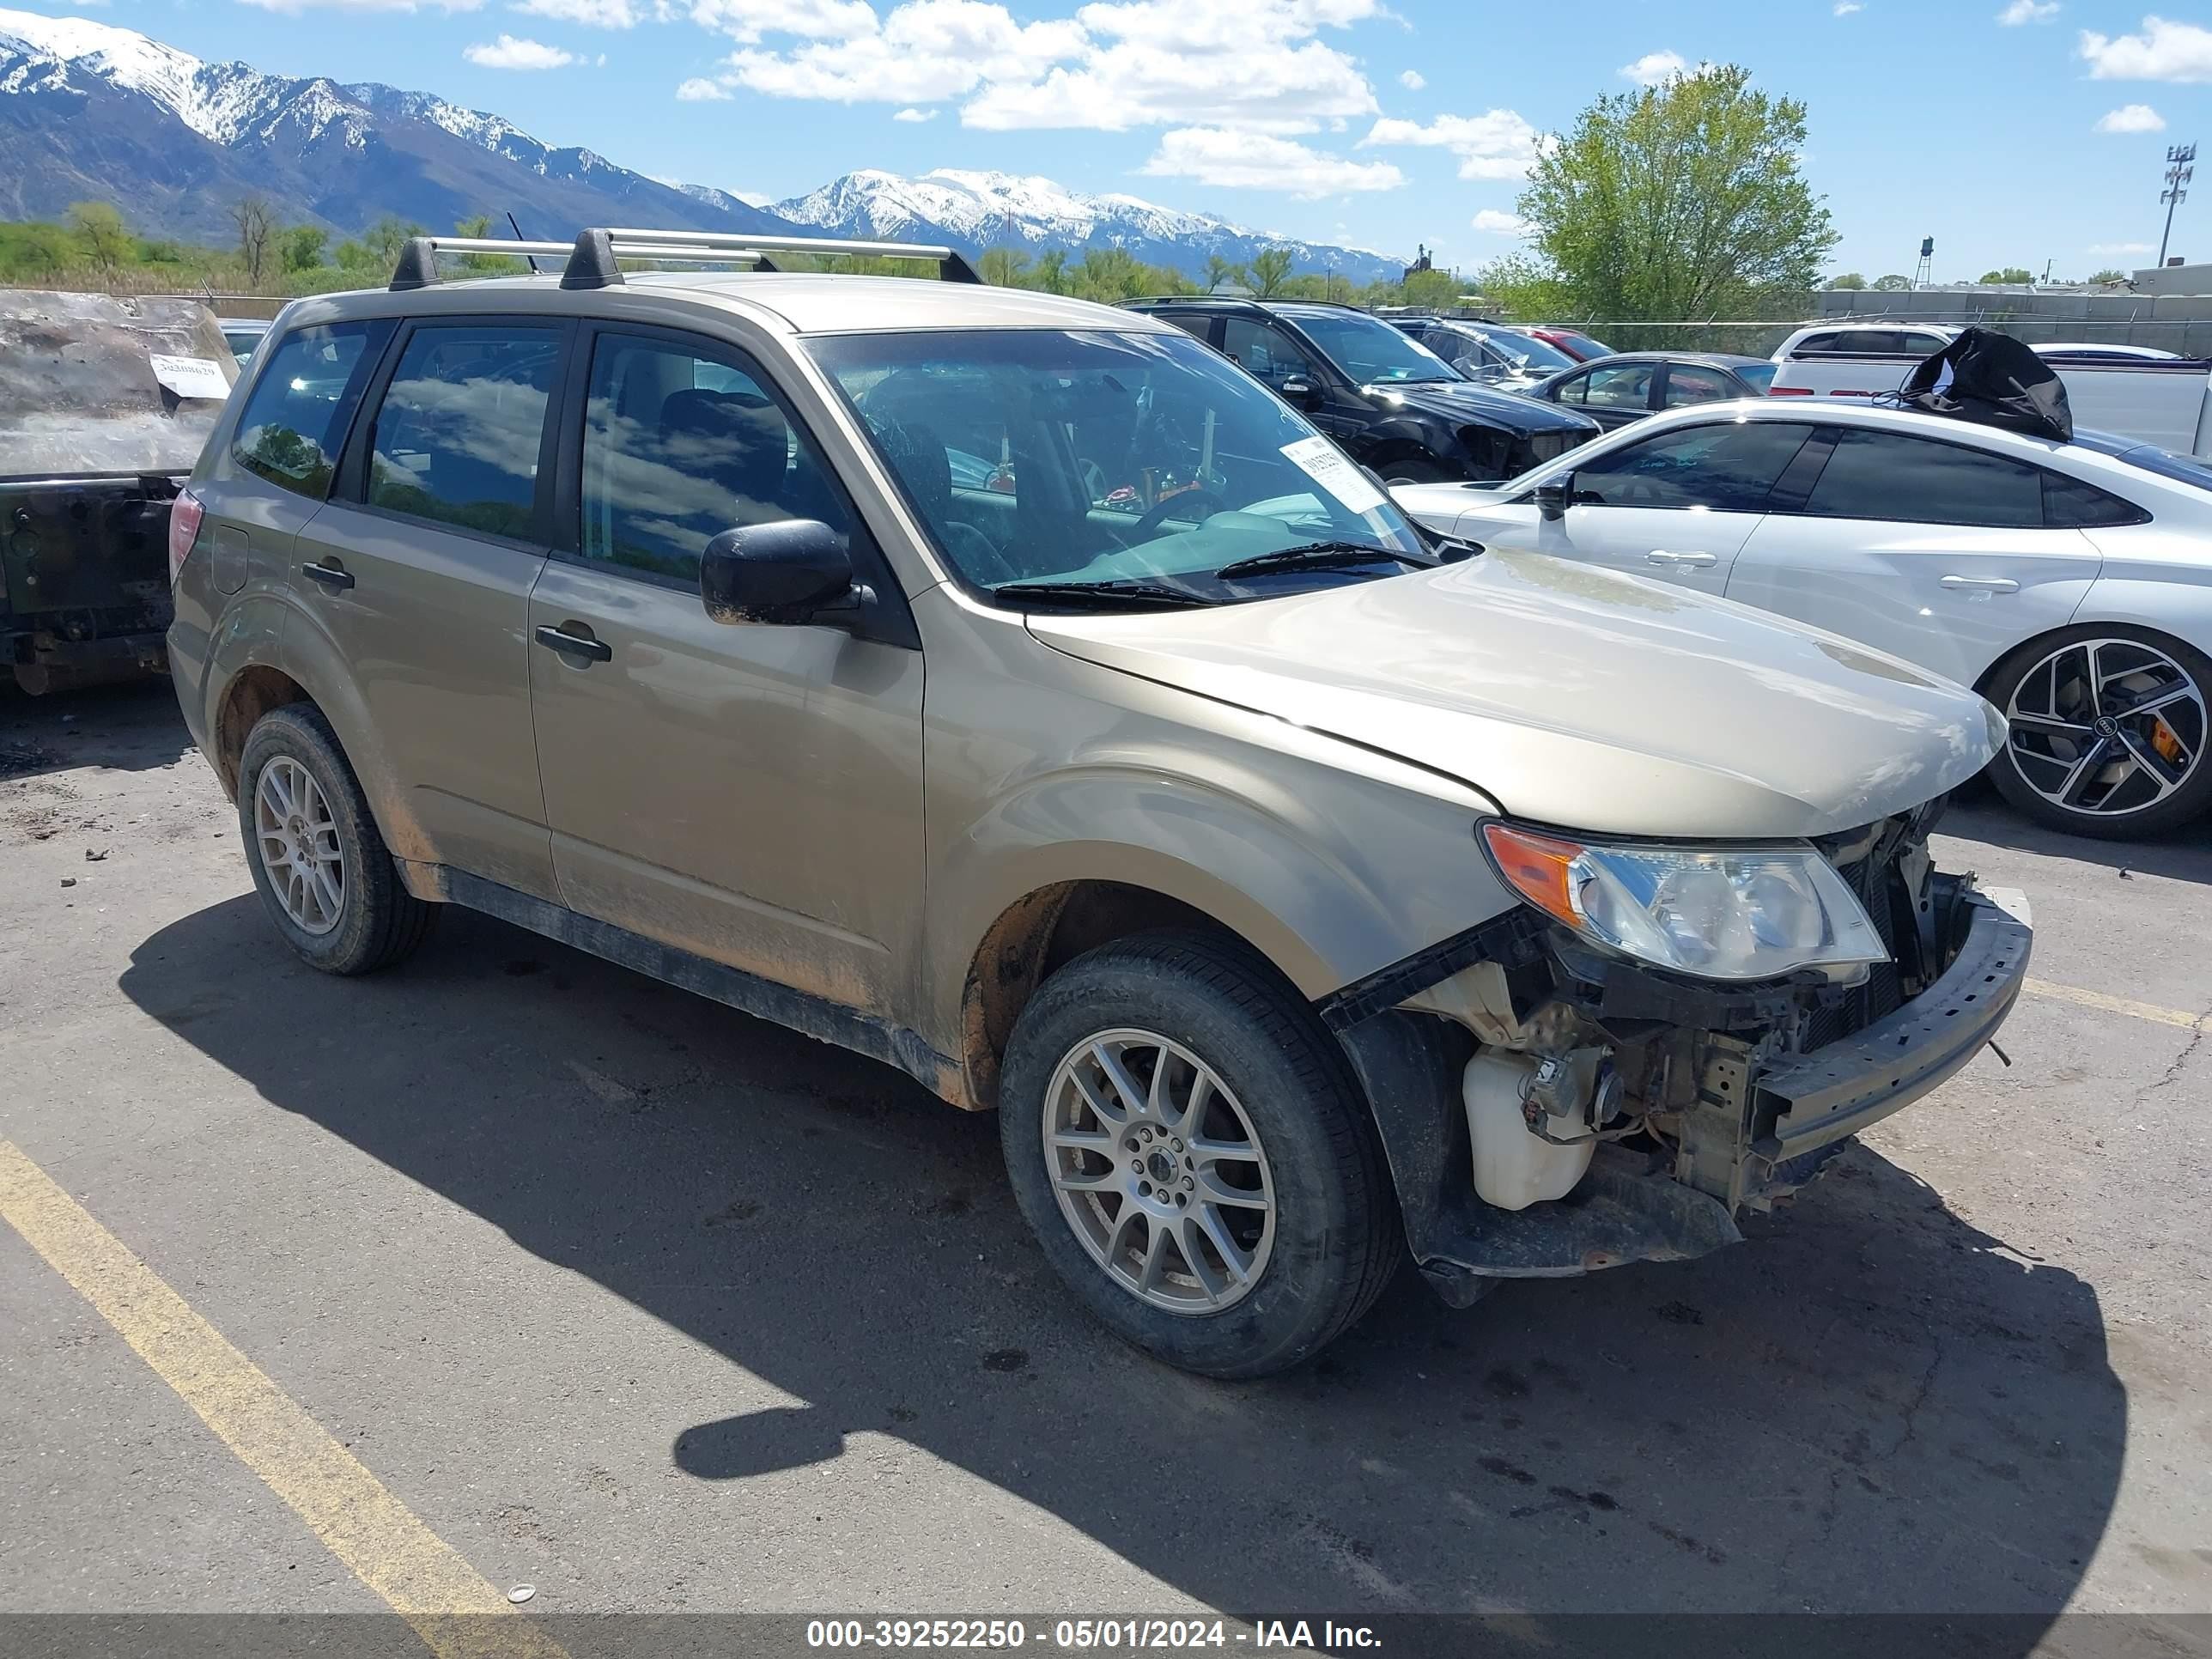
[213,665,313,796]
[957,880,1265,1111]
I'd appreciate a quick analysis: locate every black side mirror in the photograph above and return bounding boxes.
[700,520,854,626]
[1279,374,1322,409]
[1533,475,1573,520]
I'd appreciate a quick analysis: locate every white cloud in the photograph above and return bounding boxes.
[1358,109,1540,180]
[710,0,1382,132]
[1398,68,1423,89]
[514,0,635,23]
[1471,209,1532,235]
[1997,0,2058,22]
[1139,126,1402,197]
[1833,2,1862,13]
[2088,240,2154,254]
[676,75,732,96]
[2095,101,2166,131]
[689,0,877,40]
[892,104,936,119]
[465,33,576,65]
[2080,15,2212,81]
[1619,49,1686,85]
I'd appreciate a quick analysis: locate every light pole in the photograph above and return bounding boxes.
[2159,143,2195,268]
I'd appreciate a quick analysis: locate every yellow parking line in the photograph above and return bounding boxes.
[0,1141,568,1659]
[2025,978,2208,1031]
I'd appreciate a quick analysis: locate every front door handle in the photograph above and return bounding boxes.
[1940,574,2020,592]
[300,560,355,591]
[534,623,612,664]
[1645,550,1717,568]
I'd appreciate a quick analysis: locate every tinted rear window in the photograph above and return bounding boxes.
[2042,470,2148,528]
[366,324,560,539]
[1801,429,2043,527]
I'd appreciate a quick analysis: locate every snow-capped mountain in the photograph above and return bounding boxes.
[776,169,1401,285]
[0,6,795,244]
[0,8,1401,283]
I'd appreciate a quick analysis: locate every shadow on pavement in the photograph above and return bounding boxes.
[1941,799,2212,886]
[120,896,2126,1632]
[0,680,194,781]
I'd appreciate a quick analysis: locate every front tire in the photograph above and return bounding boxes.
[237,704,434,974]
[1984,624,2212,839]
[999,931,1401,1379]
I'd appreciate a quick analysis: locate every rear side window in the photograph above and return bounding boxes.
[1800,430,2043,527]
[1662,364,1738,406]
[231,321,391,499]
[366,324,561,540]
[1579,362,1656,410]
[2042,470,2148,528]
[1570,421,1814,511]
[1158,313,1215,344]
[578,333,856,583]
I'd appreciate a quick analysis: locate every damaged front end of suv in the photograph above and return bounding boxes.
[1328,800,2032,1305]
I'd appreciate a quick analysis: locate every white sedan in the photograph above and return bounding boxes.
[1393,399,2212,838]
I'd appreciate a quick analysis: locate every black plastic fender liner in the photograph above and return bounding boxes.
[1336,1011,1742,1306]
[1315,905,1546,1033]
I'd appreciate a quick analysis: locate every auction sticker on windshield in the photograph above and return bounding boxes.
[1280,435,1386,515]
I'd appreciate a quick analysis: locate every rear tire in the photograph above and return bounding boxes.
[1983,624,2212,839]
[237,704,434,974]
[999,930,1401,1379]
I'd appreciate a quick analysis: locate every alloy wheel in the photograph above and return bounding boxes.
[253,756,346,935]
[1042,1029,1277,1314]
[2004,638,2205,822]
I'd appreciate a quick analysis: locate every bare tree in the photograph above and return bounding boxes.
[232,196,275,288]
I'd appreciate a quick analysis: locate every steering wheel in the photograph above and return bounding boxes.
[1133,489,1227,539]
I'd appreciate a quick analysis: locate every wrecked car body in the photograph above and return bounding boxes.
[2,291,234,693]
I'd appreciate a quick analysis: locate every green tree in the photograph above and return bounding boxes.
[1515,64,1834,321]
[1829,271,1867,289]
[1031,249,1068,294]
[979,246,1030,286]
[1200,252,1246,292]
[1247,246,1296,297]
[1977,266,2033,284]
[66,201,131,278]
[1071,246,1146,301]
[2086,267,2127,284]
[1870,273,1911,291]
[362,216,426,270]
[333,239,378,270]
[1402,266,1461,307]
[279,224,329,273]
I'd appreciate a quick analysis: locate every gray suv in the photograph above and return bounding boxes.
[168,228,2033,1378]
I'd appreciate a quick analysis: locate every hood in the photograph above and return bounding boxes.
[1027,550,2004,842]
[1367,379,1595,437]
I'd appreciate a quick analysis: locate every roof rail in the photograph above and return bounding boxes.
[390,226,982,293]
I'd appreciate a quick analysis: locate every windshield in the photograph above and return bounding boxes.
[810,328,1431,604]
[1284,311,1462,384]
[1462,327,1574,373]
[2073,429,2212,493]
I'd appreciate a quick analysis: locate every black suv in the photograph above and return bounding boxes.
[1120,297,1597,483]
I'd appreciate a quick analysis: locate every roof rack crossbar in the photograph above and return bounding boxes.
[387,234,577,289]
[594,227,982,285]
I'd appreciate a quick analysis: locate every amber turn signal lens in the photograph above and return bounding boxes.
[1480,823,1585,929]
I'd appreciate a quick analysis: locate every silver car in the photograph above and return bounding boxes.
[167,228,2032,1377]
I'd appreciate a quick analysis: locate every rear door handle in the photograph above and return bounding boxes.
[1645,550,1717,568]
[534,623,612,663]
[1940,574,2020,592]
[300,561,354,591]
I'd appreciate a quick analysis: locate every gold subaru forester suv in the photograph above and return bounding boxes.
[167,229,2031,1377]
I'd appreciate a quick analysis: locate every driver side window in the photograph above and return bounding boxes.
[1221,319,1320,392]
[1569,422,1816,512]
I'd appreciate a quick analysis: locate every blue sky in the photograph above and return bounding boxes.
[80,0,2212,278]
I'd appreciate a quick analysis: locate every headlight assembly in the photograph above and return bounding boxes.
[1481,823,1888,982]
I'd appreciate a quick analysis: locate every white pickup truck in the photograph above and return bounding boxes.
[1768,321,2212,458]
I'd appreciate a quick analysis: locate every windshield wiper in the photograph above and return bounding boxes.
[1213,541,1429,580]
[992,579,1213,610]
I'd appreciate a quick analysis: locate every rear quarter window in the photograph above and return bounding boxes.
[2042,469,2150,528]
[231,321,392,499]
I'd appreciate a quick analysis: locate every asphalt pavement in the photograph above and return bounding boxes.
[3,681,2209,1656]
